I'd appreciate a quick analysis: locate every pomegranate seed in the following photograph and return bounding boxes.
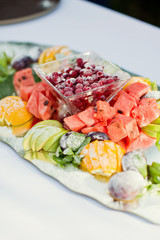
[76,83,83,89]
[75,88,83,94]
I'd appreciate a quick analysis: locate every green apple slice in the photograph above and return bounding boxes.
[23,125,47,151]
[152,118,160,125]
[47,141,60,152]
[35,127,64,151]
[29,128,47,151]
[142,124,160,132]
[34,120,63,128]
[32,152,37,160]
[23,151,32,161]
[141,128,157,138]
[43,130,67,151]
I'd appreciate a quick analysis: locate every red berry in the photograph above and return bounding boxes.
[83,80,90,86]
[83,69,92,77]
[65,78,76,87]
[90,83,100,89]
[62,73,69,78]
[64,87,73,92]
[76,77,83,84]
[106,78,114,84]
[75,89,83,94]
[69,70,78,78]
[97,71,104,78]
[83,86,91,91]
[76,83,83,89]
[64,91,73,97]
[76,58,84,68]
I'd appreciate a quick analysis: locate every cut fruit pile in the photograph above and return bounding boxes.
[0,96,33,136]
[14,68,57,120]
[64,81,160,152]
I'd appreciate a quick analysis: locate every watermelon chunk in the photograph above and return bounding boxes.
[94,100,116,124]
[38,92,55,120]
[125,82,150,98]
[27,91,41,119]
[107,117,127,142]
[81,123,107,134]
[78,107,97,127]
[81,126,95,134]
[131,98,160,127]
[64,114,86,132]
[13,68,35,94]
[115,114,139,141]
[113,90,137,116]
[126,131,156,152]
[117,139,127,152]
[20,85,36,101]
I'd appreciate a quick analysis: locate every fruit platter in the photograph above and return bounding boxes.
[1,42,160,224]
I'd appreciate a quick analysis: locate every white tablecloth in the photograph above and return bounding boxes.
[0,0,160,239]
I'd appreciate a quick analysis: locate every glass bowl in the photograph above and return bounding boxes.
[34,52,131,121]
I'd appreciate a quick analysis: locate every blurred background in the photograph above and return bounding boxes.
[0,0,159,27]
[87,0,160,27]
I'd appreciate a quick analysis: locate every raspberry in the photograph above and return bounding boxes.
[76,58,84,68]
[83,86,91,91]
[75,89,83,94]
[69,70,78,78]
[76,77,83,84]
[76,83,83,89]
[64,91,73,97]
[65,78,76,87]
[90,83,100,89]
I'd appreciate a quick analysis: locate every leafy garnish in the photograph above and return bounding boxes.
[53,136,91,167]
[0,51,15,82]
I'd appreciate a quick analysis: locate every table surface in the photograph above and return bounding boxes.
[0,0,160,239]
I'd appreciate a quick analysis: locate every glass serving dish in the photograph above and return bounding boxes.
[34,52,131,121]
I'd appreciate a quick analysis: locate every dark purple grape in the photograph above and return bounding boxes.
[59,132,72,150]
[12,56,32,70]
[86,131,109,141]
